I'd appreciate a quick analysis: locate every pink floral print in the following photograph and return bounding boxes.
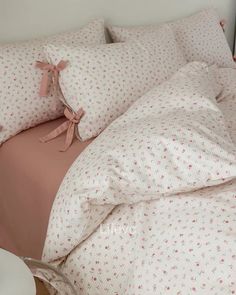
[43,62,236,295]
[0,19,106,145]
[44,25,186,141]
[108,8,236,68]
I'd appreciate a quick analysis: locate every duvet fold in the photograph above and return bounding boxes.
[43,62,236,266]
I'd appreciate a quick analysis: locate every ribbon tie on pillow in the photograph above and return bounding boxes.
[35,60,68,97]
[40,107,85,152]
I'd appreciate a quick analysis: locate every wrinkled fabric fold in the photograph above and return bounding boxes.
[43,62,236,266]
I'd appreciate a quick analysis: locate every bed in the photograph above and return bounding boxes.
[0,93,234,260]
[1,1,236,295]
[1,80,236,258]
[1,66,236,295]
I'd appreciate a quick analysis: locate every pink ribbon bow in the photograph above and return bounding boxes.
[35,60,68,97]
[40,107,85,152]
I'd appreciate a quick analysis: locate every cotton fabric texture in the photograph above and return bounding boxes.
[108,8,236,68]
[43,62,236,295]
[0,19,106,145]
[44,25,186,141]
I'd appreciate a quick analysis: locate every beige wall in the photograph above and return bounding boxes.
[0,0,235,49]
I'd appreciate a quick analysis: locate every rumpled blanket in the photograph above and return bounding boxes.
[43,62,236,295]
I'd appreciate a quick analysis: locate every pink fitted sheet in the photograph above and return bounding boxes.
[0,118,92,259]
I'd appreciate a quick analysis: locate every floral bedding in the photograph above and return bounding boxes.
[43,62,236,295]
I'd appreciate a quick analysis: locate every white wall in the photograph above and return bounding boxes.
[0,0,235,49]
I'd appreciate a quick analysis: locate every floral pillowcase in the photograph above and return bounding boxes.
[0,19,106,145]
[108,8,236,69]
[43,25,186,147]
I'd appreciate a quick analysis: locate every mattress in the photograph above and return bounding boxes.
[0,118,92,259]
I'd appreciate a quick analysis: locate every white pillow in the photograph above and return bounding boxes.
[0,19,106,145]
[44,25,186,141]
[108,8,235,68]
